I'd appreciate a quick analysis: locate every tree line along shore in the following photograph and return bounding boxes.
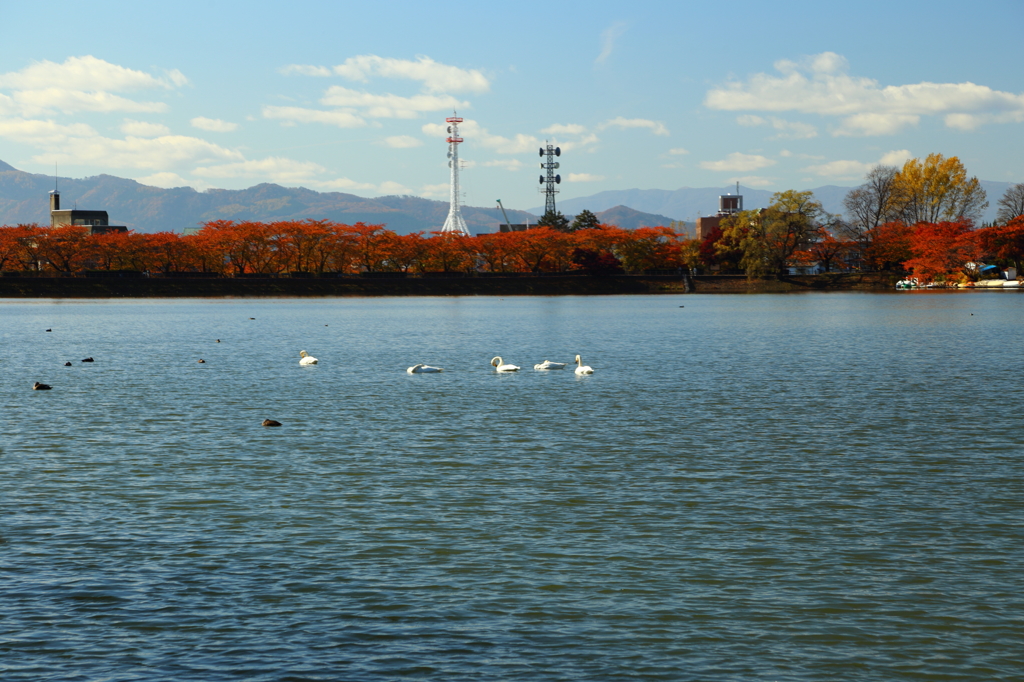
[1,153,1021,289]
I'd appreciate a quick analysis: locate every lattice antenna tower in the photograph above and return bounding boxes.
[539,143,561,214]
[440,113,470,236]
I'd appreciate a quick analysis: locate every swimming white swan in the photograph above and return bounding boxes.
[407,364,443,374]
[533,360,566,370]
[299,350,318,365]
[574,354,594,375]
[491,356,520,372]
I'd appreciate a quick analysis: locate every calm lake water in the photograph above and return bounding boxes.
[1,293,1022,681]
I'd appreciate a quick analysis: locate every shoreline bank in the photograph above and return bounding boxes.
[0,273,901,297]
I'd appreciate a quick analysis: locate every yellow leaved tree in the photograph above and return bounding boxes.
[886,153,988,225]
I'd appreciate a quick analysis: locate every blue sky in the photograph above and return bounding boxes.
[1,0,1022,212]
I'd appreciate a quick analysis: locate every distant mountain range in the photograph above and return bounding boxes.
[0,159,1011,233]
[534,181,1012,225]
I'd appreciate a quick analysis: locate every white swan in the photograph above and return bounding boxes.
[299,350,318,365]
[533,360,566,370]
[407,364,443,374]
[574,354,594,375]
[491,356,520,372]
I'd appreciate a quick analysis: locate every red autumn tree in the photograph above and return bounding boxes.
[808,228,858,272]
[35,225,91,272]
[903,220,981,283]
[975,216,1024,274]
[474,232,518,273]
[865,221,915,271]
[420,232,475,272]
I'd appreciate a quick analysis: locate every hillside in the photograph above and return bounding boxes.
[593,206,692,236]
[0,162,537,235]
[3,159,1011,233]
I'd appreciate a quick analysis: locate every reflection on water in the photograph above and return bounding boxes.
[1,294,1022,681]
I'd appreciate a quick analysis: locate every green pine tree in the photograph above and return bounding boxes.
[569,209,600,232]
[538,209,570,232]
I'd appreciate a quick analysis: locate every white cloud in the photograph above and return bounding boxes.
[323,55,489,93]
[730,176,775,187]
[0,117,241,170]
[11,88,167,115]
[121,119,170,137]
[596,22,627,64]
[558,133,600,152]
[317,177,379,192]
[879,149,914,165]
[382,135,423,148]
[193,156,408,195]
[803,149,912,178]
[0,56,184,116]
[191,116,238,132]
[0,55,183,91]
[834,113,919,136]
[422,119,539,154]
[568,173,605,182]
[0,118,97,145]
[377,180,411,195]
[262,105,367,128]
[165,70,189,88]
[264,86,464,128]
[668,147,689,155]
[48,135,241,170]
[193,157,325,183]
[706,51,1024,135]
[280,64,333,77]
[483,159,523,170]
[600,116,669,136]
[542,123,587,135]
[136,171,209,190]
[700,153,776,172]
[419,183,450,198]
[801,159,874,178]
[737,114,817,139]
[321,86,465,118]
[779,149,825,160]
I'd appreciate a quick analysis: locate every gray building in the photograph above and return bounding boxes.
[49,190,127,235]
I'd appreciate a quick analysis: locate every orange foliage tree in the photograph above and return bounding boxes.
[0,224,43,271]
[35,225,91,272]
[903,220,981,283]
[865,222,915,271]
[808,229,858,272]
[1,219,719,277]
[420,232,475,272]
[975,216,1024,274]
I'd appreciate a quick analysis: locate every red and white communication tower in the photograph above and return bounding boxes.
[440,113,470,236]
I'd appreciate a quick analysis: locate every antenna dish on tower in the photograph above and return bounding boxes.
[538,142,563,213]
